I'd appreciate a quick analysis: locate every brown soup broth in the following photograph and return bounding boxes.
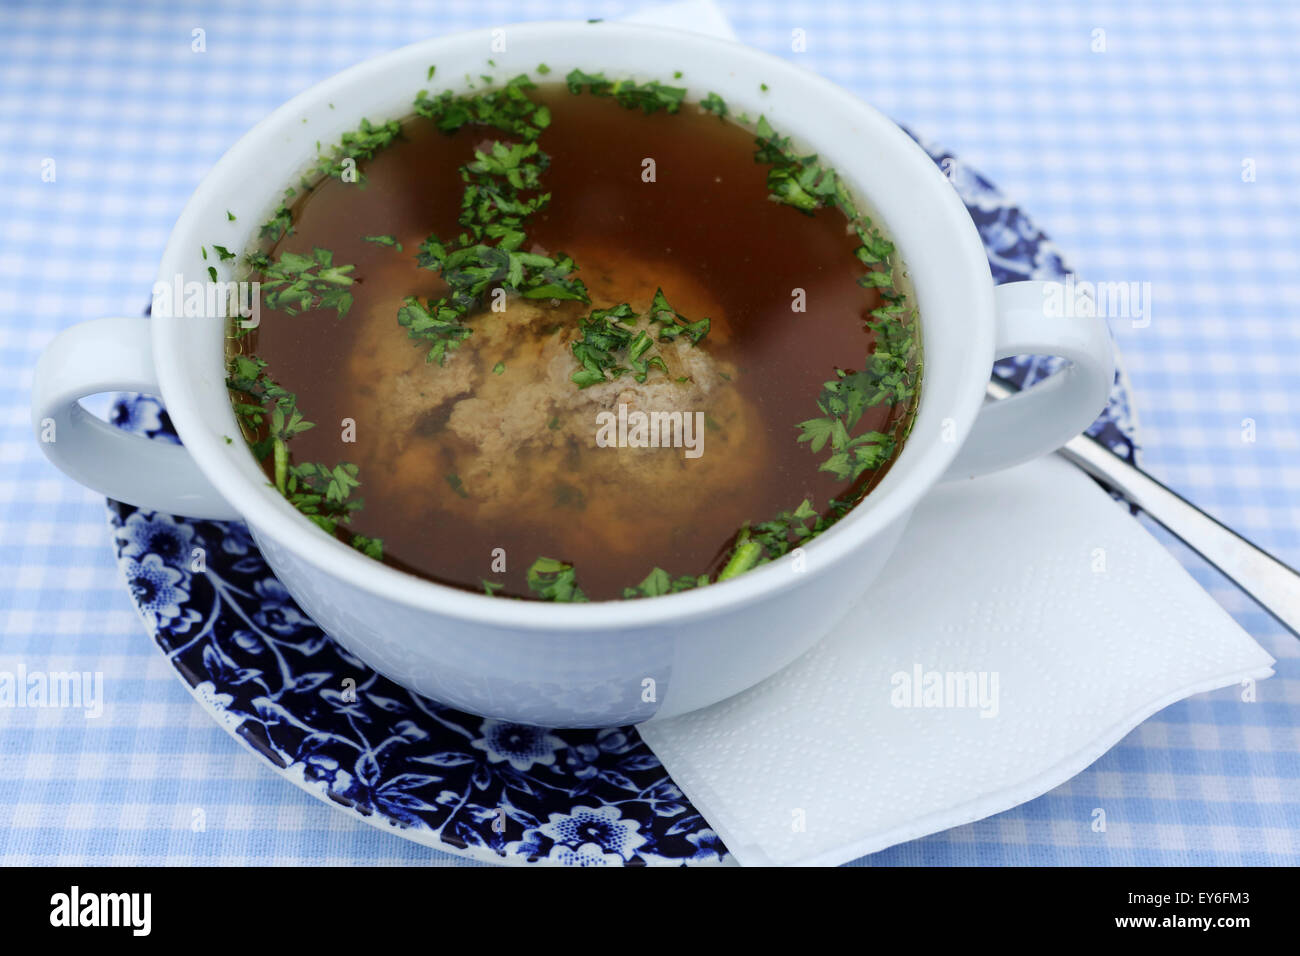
[232,85,919,601]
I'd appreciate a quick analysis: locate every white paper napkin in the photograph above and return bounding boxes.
[639,455,1275,866]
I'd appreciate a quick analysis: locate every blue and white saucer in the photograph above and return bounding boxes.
[107,136,1141,866]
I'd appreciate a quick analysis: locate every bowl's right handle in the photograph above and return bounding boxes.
[31,316,239,519]
[944,280,1117,481]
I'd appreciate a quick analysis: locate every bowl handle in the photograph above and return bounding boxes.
[944,280,1117,480]
[31,316,240,519]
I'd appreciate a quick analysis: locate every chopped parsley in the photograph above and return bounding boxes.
[311,117,402,184]
[396,296,474,365]
[362,234,403,250]
[569,289,709,389]
[414,73,550,142]
[247,247,355,318]
[457,140,552,237]
[281,460,364,533]
[226,355,316,488]
[622,567,708,599]
[260,201,294,242]
[797,392,896,480]
[570,305,665,389]
[565,69,687,114]
[700,91,728,118]
[526,556,587,602]
[750,114,920,483]
[547,495,854,600]
[226,355,380,556]
[754,115,853,215]
[403,74,587,364]
[647,287,710,343]
[717,497,853,580]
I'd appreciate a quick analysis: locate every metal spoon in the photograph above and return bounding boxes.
[988,376,1300,638]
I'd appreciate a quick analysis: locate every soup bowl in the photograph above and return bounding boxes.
[32,21,1114,727]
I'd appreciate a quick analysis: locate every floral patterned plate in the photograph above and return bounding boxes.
[107,135,1140,866]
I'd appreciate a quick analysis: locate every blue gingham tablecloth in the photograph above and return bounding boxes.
[1,0,1296,866]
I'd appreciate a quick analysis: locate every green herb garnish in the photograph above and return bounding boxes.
[260,202,294,242]
[396,295,473,365]
[714,497,851,581]
[564,69,687,114]
[226,355,313,480]
[247,247,355,317]
[750,114,919,482]
[311,117,402,184]
[351,534,383,560]
[402,76,587,363]
[700,92,728,118]
[526,556,588,602]
[622,567,708,599]
[647,287,710,344]
[227,355,377,555]
[717,528,763,580]
[567,290,709,389]
[797,385,896,481]
[753,115,853,214]
[611,496,853,598]
[570,304,668,389]
[414,73,549,142]
[282,461,363,531]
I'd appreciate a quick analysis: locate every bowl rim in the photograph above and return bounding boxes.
[153,19,995,630]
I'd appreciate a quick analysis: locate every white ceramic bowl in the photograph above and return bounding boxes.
[32,21,1114,727]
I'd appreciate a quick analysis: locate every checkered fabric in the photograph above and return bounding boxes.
[0,0,1296,865]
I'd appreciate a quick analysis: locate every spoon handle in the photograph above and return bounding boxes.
[988,379,1300,638]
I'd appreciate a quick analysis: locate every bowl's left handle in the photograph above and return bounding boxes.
[31,317,240,520]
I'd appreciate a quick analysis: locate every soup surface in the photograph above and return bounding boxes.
[226,74,920,601]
